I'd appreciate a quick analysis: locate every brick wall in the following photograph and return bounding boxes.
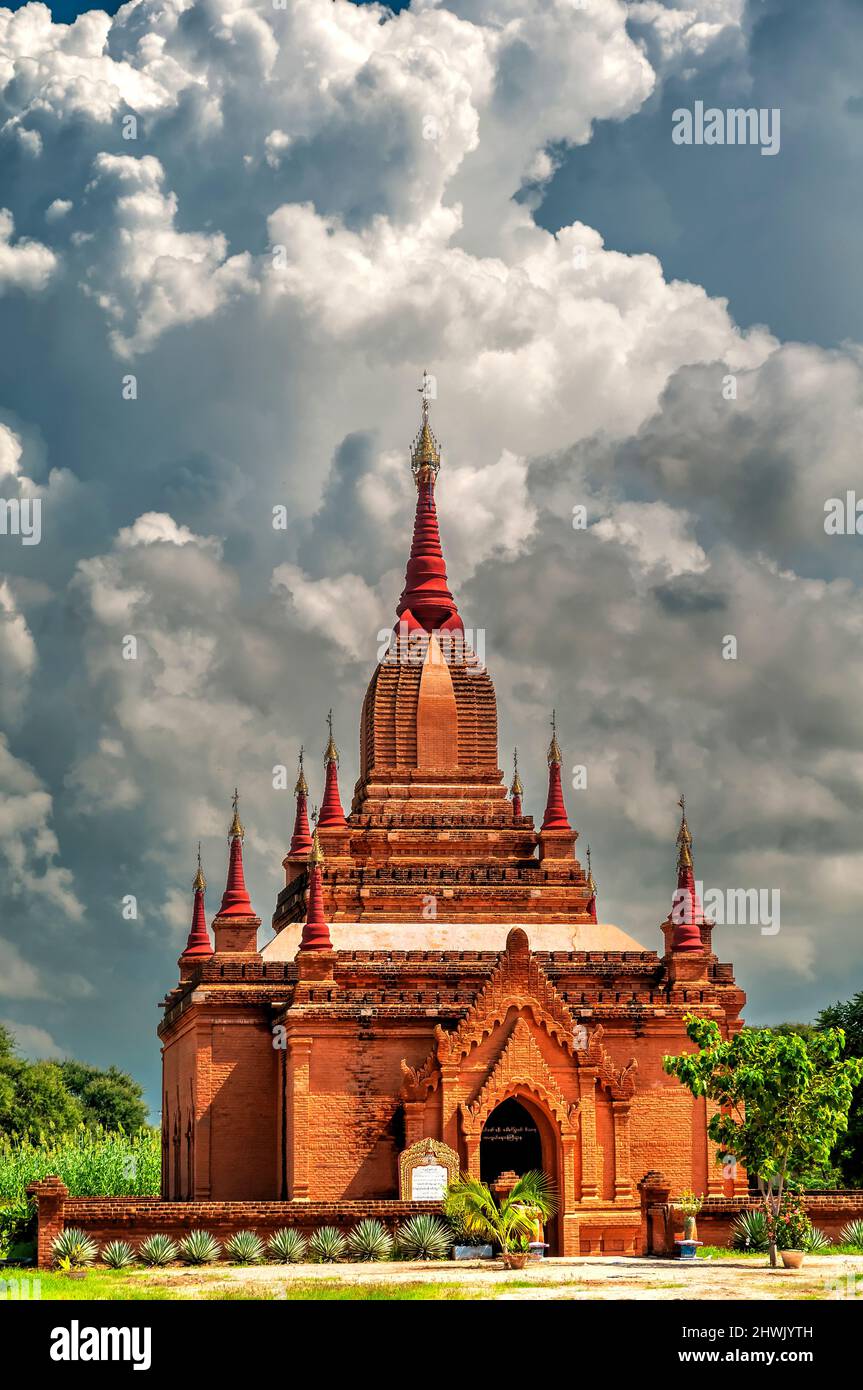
[649,1191,863,1253]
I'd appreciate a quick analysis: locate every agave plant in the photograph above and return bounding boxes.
[308,1226,348,1263]
[839,1218,863,1249]
[395,1213,452,1261]
[102,1239,137,1270]
[225,1230,265,1265]
[802,1226,831,1253]
[51,1227,98,1269]
[139,1233,179,1267]
[178,1230,222,1265]
[730,1209,769,1252]
[347,1218,393,1262]
[266,1227,308,1263]
[443,1170,557,1257]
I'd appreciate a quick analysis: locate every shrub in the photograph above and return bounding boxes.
[102,1240,136,1269]
[308,1226,348,1263]
[51,1227,98,1269]
[347,1218,393,1262]
[730,1209,769,1252]
[768,1189,812,1252]
[225,1230,265,1265]
[138,1233,179,1267]
[802,1226,831,1253]
[0,1127,160,1202]
[395,1213,452,1261]
[266,1227,308,1263]
[178,1230,221,1265]
[0,1194,35,1260]
[839,1218,863,1249]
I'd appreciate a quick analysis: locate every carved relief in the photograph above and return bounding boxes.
[460,1018,580,1139]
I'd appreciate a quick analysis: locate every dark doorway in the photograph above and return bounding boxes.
[480,1097,543,1184]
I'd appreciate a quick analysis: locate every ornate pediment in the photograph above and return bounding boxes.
[460,1017,580,1138]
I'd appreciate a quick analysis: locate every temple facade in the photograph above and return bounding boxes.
[159,385,747,1256]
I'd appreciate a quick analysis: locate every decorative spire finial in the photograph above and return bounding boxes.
[677,792,693,869]
[324,709,339,765]
[229,788,244,839]
[193,841,206,892]
[510,746,523,797]
[547,708,562,765]
[411,370,441,479]
[295,746,308,796]
[308,827,325,866]
[586,844,597,893]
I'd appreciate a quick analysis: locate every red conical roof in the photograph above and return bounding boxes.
[395,374,463,636]
[289,749,313,856]
[217,790,255,916]
[541,711,572,832]
[300,832,332,951]
[317,712,347,828]
[181,846,213,959]
[670,795,704,951]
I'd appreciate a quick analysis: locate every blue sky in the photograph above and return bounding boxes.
[1,0,862,1119]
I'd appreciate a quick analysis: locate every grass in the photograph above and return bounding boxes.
[0,1267,476,1301]
[0,1127,160,1202]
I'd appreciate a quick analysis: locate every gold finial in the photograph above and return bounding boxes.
[307,827,325,867]
[193,842,206,892]
[586,844,597,894]
[295,746,308,796]
[229,787,244,839]
[677,793,693,869]
[411,370,441,481]
[547,708,562,765]
[324,710,339,765]
[510,747,523,797]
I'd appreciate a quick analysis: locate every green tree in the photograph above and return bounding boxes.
[816,990,863,1187]
[663,1015,863,1266]
[59,1061,148,1132]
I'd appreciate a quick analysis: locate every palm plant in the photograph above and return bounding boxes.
[266,1227,308,1263]
[51,1227,98,1269]
[225,1230,265,1264]
[178,1230,221,1265]
[444,1170,557,1258]
[308,1226,348,1263]
[101,1239,136,1269]
[802,1226,831,1253]
[395,1213,453,1261]
[139,1233,179,1266]
[839,1218,863,1249]
[347,1218,393,1262]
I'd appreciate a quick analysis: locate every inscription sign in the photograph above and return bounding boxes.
[411,1158,449,1202]
[398,1137,460,1201]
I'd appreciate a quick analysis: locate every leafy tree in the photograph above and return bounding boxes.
[663,1015,863,1266]
[817,990,863,1187]
[59,1061,148,1132]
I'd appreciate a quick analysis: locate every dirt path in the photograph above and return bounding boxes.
[142,1254,863,1300]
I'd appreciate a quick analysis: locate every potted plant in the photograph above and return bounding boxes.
[445,1209,493,1261]
[768,1187,811,1270]
[676,1189,704,1242]
[444,1170,557,1270]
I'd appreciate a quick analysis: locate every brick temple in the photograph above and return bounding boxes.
[159,384,747,1255]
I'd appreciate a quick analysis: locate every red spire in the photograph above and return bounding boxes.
[510,747,523,819]
[181,845,213,959]
[217,789,255,916]
[586,845,598,924]
[541,710,572,832]
[300,831,332,951]
[670,794,704,951]
[395,372,463,636]
[289,748,313,856]
[317,711,347,828]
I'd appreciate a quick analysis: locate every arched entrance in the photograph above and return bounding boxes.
[479,1097,543,1183]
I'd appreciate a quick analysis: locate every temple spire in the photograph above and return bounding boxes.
[317,711,347,828]
[395,372,463,636]
[181,843,213,960]
[289,747,313,856]
[218,790,254,916]
[585,844,598,924]
[669,793,704,951]
[541,709,572,832]
[300,824,332,951]
[510,747,523,818]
